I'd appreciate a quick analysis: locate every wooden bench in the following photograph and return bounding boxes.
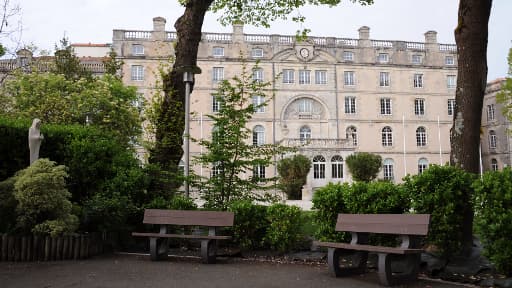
[132,209,234,264]
[313,214,430,286]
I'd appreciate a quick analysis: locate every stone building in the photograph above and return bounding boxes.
[112,17,458,200]
[481,78,512,171]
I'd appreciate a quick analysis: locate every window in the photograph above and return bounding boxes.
[131,65,144,81]
[283,69,294,84]
[315,70,327,84]
[343,51,354,61]
[299,69,311,84]
[313,155,326,179]
[346,126,358,146]
[416,127,427,146]
[211,162,223,177]
[132,44,144,55]
[380,98,392,115]
[413,73,423,88]
[379,72,390,87]
[489,130,497,149]
[378,53,389,63]
[252,95,265,113]
[212,46,224,57]
[445,56,455,65]
[344,96,356,114]
[253,165,266,180]
[344,71,355,86]
[252,125,265,146]
[252,48,263,58]
[448,99,456,116]
[299,126,311,142]
[331,155,344,179]
[414,98,425,116]
[212,94,221,112]
[418,158,428,174]
[19,57,29,67]
[298,98,313,113]
[412,54,422,64]
[212,67,224,82]
[487,104,495,121]
[491,159,498,171]
[382,126,393,147]
[253,68,263,82]
[383,159,394,180]
[447,75,456,89]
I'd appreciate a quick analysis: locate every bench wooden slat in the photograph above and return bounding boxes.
[143,209,234,227]
[314,241,423,255]
[335,214,430,235]
[132,232,232,240]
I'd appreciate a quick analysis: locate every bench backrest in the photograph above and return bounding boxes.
[335,214,430,236]
[142,209,234,227]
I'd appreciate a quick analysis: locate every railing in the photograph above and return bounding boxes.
[167,32,177,40]
[439,43,457,52]
[336,38,359,47]
[124,31,151,39]
[279,35,294,44]
[406,41,425,50]
[245,34,270,43]
[81,62,105,73]
[372,40,393,48]
[281,138,354,149]
[203,32,232,42]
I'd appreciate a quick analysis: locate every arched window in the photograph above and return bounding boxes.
[346,126,358,146]
[383,158,394,180]
[382,126,393,146]
[313,155,326,179]
[418,158,428,174]
[489,130,497,149]
[253,165,266,180]
[331,155,344,179]
[491,158,498,171]
[298,98,313,113]
[253,125,265,146]
[416,126,427,146]
[300,126,312,142]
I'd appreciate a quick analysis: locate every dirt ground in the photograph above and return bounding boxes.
[0,253,475,288]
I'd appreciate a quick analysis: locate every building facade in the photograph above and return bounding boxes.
[111,17,458,199]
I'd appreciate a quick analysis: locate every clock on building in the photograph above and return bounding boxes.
[299,48,309,58]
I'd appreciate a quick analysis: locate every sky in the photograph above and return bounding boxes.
[9,0,512,81]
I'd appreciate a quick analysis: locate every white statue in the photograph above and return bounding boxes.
[28,118,44,165]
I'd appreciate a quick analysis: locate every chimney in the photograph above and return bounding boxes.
[232,21,244,43]
[152,17,167,40]
[358,26,370,40]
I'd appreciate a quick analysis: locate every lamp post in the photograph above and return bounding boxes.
[183,71,194,198]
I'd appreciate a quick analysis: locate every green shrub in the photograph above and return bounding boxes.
[264,203,303,253]
[344,181,409,214]
[14,159,78,236]
[0,117,31,180]
[312,183,348,242]
[403,165,474,258]
[277,155,312,200]
[81,192,137,233]
[473,168,512,275]
[345,152,382,182]
[0,176,17,233]
[228,200,268,250]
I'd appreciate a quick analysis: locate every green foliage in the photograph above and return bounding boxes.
[344,181,409,214]
[473,168,512,275]
[312,183,348,242]
[103,49,124,77]
[192,63,291,210]
[0,176,17,233]
[263,203,303,253]
[81,192,137,233]
[0,117,30,180]
[345,152,382,182]
[497,47,512,120]
[277,154,311,200]
[53,37,92,81]
[228,200,268,250]
[403,165,475,258]
[13,159,78,236]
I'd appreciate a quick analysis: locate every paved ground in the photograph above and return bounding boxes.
[0,253,473,288]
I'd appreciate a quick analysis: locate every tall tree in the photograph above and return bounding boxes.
[150,0,373,191]
[450,0,492,256]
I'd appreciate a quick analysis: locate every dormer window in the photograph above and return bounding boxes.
[252,48,263,58]
[378,53,389,63]
[213,47,224,57]
[132,44,144,55]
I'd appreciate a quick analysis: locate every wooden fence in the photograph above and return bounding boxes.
[0,233,105,261]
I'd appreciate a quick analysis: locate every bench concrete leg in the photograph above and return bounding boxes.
[149,237,168,261]
[201,239,217,264]
[328,248,368,277]
[377,253,420,286]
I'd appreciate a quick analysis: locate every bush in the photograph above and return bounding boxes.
[312,183,348,242]
[228,200,268,250]
[0,176,17,233]
[403,165,474,258]
[264,203,303,253]
[344,181,409,214]
[345,152,382,182]
[277,155,311,200]
[81,192,137,233]
[473,168,512,275]
[14,159,78,236]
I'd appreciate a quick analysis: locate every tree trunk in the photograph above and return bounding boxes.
[149,0,214,191]
[450,0,492,256]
